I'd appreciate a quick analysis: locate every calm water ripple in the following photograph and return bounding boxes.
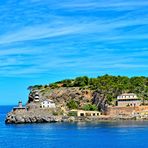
[0,106,148,148]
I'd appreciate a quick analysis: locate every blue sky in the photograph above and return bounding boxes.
[0,0,148,105]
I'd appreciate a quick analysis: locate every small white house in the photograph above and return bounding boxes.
[41,100,56,108]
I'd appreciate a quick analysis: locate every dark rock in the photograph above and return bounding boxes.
[92,91,108,113]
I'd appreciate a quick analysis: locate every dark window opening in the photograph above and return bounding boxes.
[80,113,84,116]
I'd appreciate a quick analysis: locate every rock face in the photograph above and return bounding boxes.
[92,91,108,113]
[6,110,106,124]
[28,87,93,109]
[5,109,64,124]
[5,86,109,124]
[27,86,110,113]
[6,115,63,124]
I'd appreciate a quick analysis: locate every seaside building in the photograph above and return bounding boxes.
[71,110,101,117]
[40,100,56,108]
[13,101,26,112]
[117,93,141,107]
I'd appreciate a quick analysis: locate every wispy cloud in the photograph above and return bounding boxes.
[58,0,148,11]
[0,25,83,44]
[0,0,147,77]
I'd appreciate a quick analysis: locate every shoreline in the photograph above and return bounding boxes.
[5,113,148,124]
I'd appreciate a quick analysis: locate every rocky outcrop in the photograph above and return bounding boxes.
[5,110,63,124]
[92,90,108,113]
[5,86,111,124]
[27,87,93,109]
[27,86,111,113]
[5,112,139,124]
[6,114,63,124]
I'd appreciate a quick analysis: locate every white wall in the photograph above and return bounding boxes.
[41,101,56,108]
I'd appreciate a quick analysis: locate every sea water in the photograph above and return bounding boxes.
[0,106,148,148]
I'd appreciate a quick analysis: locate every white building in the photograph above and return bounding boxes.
[117,93,141,107]
[70,110,101,117]
[41,100,56,108]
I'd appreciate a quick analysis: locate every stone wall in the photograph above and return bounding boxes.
[117,100,141,107]
[107,106,148,117]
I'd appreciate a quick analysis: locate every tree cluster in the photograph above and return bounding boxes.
[30,75,148,104]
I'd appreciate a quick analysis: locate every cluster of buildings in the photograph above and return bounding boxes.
[13,90,56,112]
[13,92,148,118]
[69,93,142,117]
[108,93,148,119]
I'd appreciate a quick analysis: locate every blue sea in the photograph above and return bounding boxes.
[0,106,148,148]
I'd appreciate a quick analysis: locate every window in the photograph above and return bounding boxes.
[80,113,84,116]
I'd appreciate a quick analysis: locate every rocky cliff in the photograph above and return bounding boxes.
[5,74,148,123]
[6,87,98,124]
[5,85,109,124]
[28,87,93,107]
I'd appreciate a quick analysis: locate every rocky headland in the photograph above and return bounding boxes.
[5,75,148,124]
[6,87,106,124]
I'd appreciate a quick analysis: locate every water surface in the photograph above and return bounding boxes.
[0,106,148,148]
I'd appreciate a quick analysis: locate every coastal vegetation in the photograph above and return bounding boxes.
[67,100,79,109]
[82,104,98,111]
[6,75,148,124]
[30,75,148,105]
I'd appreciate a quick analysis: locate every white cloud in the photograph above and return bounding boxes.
[0,0,147,77]
[57,0,148,11]
[0,25,84,44]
